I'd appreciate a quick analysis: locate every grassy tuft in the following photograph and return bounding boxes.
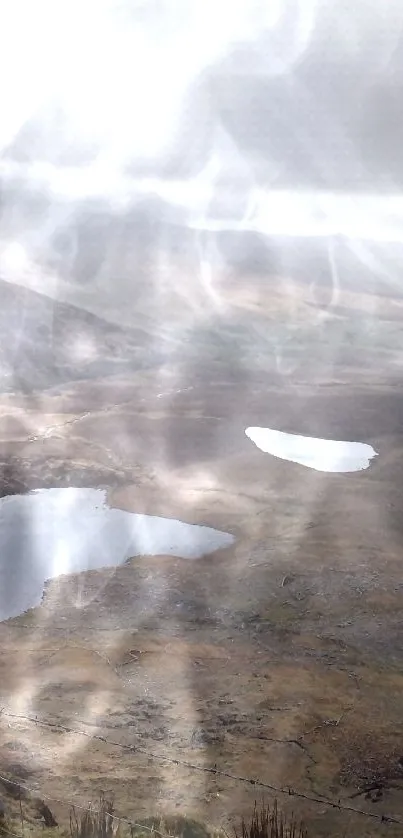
[237,801,307,838]
[70,795,121,838]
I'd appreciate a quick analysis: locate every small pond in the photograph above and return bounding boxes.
[245,427,378,473]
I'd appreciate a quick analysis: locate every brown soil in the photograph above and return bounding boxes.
[0,264,403,838]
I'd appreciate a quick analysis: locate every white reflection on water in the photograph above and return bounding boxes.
[245,426,378,472]
[0,487,234,622]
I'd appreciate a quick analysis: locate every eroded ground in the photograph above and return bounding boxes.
[0,255,403,838]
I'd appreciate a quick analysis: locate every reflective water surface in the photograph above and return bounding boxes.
[0,487,234,621]
[245,426,378,472]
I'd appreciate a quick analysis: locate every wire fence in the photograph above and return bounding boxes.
[0,710,401,828]
[0,771,175,838]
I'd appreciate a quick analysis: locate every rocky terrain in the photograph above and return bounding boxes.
[0,231,403,838]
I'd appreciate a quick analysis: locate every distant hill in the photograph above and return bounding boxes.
[0,279,161,393]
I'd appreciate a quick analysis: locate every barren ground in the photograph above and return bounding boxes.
[0,256,403,838]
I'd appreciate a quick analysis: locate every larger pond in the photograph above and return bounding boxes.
[0,487,234,622]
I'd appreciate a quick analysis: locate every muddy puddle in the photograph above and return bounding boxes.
[0,487,234,622]
[245,426,378,472]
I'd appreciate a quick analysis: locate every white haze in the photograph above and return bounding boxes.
[0,0,403,247]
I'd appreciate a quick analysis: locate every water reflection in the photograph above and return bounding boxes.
[245,426,378,472]
[0,487,234,622]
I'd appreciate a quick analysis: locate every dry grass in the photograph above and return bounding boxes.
[237,802,307,838]
[0,786,308,838]
[70,796,121,838]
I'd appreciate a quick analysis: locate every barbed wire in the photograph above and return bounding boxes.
[0,773,176,838]
[0,710,401,827]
